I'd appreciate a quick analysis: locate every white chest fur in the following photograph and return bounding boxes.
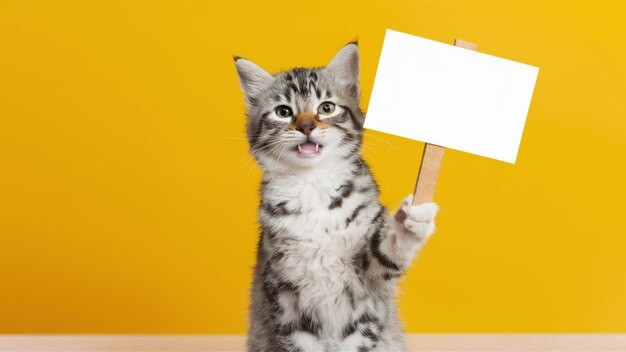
[261,165,373,248]
[260,165,380,335]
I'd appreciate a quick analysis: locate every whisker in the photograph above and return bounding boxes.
[252,139,289,153]
[273,144,290,171]
[235,154,256,175]
[247,142,285,177]
[244,159,260,178]
[364,131,399,150]
[360,148,379,169]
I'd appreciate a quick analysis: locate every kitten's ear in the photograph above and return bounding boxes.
[326,42,360,88]
[234,56,273,105]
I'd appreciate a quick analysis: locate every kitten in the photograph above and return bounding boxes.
[235,42,438,352]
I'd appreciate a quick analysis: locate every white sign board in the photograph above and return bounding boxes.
[365,29,539,163]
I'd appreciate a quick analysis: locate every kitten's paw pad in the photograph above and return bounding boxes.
[395,195,438,239]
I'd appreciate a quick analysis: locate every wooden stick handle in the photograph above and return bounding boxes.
[413,143,445,204]
[412,38,477,205]
[453,38,477,50]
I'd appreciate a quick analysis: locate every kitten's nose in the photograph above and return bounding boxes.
[294,112,317,135]
[296,120,316,135]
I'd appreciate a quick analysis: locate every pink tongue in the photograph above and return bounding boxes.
[299,142,317,154]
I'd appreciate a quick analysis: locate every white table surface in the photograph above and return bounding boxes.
[1,334,625,351]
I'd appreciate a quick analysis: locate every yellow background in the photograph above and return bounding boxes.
[1,0,625,333]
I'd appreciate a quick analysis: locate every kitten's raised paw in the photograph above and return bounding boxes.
[394,195,438,240]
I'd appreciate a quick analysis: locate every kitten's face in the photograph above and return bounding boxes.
[235,43,364,171]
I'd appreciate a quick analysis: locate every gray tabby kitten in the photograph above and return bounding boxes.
[234,43,438,352]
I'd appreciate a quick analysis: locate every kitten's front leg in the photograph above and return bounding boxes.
[265,279,326,352]
[365,195,438,279]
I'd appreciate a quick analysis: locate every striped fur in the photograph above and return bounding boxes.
[235,43,438,352]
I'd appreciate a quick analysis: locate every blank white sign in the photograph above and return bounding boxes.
[365,29,539,163]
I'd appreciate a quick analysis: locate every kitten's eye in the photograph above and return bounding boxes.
[275,105,293,118]
[318,102,335,115]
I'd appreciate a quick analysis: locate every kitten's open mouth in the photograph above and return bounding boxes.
[295,142,323,157]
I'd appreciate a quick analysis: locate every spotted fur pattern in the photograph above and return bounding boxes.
[235,43,438,352]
